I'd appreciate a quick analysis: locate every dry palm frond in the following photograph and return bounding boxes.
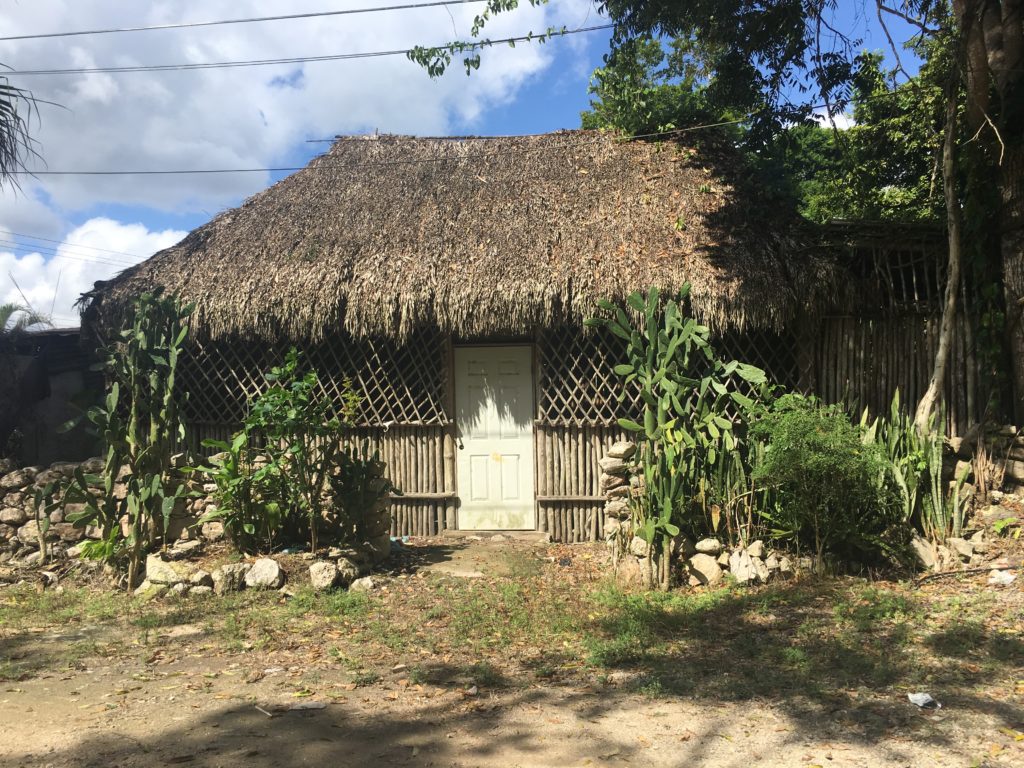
[82,130,832,342]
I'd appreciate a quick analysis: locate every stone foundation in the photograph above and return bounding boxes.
[0,457,393,567]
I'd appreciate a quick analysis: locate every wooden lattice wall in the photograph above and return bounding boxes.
[810,229,986,435]
[175,236,974,542]
[179,330,458,538]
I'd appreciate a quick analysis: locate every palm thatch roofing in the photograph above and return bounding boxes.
[82,130,830,342]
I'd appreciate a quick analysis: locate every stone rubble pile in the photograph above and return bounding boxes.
[0,456,394,596]
[601,440,799,587]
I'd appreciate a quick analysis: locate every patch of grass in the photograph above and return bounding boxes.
[468,661,502,687]
[286,587,369,619]
[351,670,381,686]
[833,586,919,630]
[0,585,126,627]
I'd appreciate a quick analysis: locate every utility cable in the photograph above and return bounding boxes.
[5,118,748,176]
[4,25,612,76]
[0,1,488,42]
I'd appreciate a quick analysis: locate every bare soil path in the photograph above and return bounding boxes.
[1,537,1022,767]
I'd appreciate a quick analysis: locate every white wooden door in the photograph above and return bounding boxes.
[454,346,535,530]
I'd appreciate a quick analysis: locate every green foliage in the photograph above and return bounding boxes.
[862,390,968,544]
[327,439,398,545]
[406,0,557,77]
[586,286,769,584]
[196,432,284,552]
[751,394,906,569]
[63,291,194,588]
[770,53,945,224]
[30,480,59,563]
[198,348,363,553]
[581,36,726,135]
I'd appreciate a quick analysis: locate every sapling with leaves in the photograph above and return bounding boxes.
[31,480,60,564]
[243,348,361,553]
[63,291,194,588]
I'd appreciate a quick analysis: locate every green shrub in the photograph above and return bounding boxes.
[199,348,366,553]
[862,391,968,544]
[750,394,906,570]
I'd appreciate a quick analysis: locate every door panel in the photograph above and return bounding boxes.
[455,346,534,529]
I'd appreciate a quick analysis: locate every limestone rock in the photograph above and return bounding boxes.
[133,580,168,600]
[605,485,631,500]
[604,500,630,518]
[599,473,626,491]
[200,520,225,541]
[349,576,375,592]
[1,468,37,490]
[671,534,696,559]
[189,569,214,588]
[687,553,723,586]
[309,561,340,591]
[145,553,193,585]
[17,520,55,548]
[751,556,770,583]
[910,534,937,570]
[947,537,974,560]
[52,523,83,543]
[729,548,757,584]
[333,557,362,585]
[604,517,622,538]
[607,442,636,460]
[167,539,203,560]
[81,457,105,474]
[746,540,765,558]
[598,457,627,475]
[628,536,650,558]
[765,553,780,571]
[50,461,79,477]
[695,537,722,555]
[244,558,285,589]
[33,469,64,486]
[778,556,793,574]
[168,582,190,596]
[0,506,26,526]
[717,551,730,567]
[190,585,213,596]
[212,563,251,595]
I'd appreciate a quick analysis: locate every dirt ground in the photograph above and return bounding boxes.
[1,536,1022,768]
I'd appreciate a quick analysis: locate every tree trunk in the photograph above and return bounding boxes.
[915,88,964,431]
[1001,141,1024,423]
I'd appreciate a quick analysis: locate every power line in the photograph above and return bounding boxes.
[0,237,139,265]
[5,25,613,77]
[6,119,748,176]
[1,230,146,260]
[0,239,138,268]
[0,1,488,42]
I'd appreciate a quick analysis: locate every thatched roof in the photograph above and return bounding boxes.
[82,130,828,342]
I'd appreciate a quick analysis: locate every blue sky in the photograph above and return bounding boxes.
[0,2,919,326]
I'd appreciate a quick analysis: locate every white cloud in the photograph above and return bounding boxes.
[812,106,856,130]
[0,218,186,326]
[0,0,596,213]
